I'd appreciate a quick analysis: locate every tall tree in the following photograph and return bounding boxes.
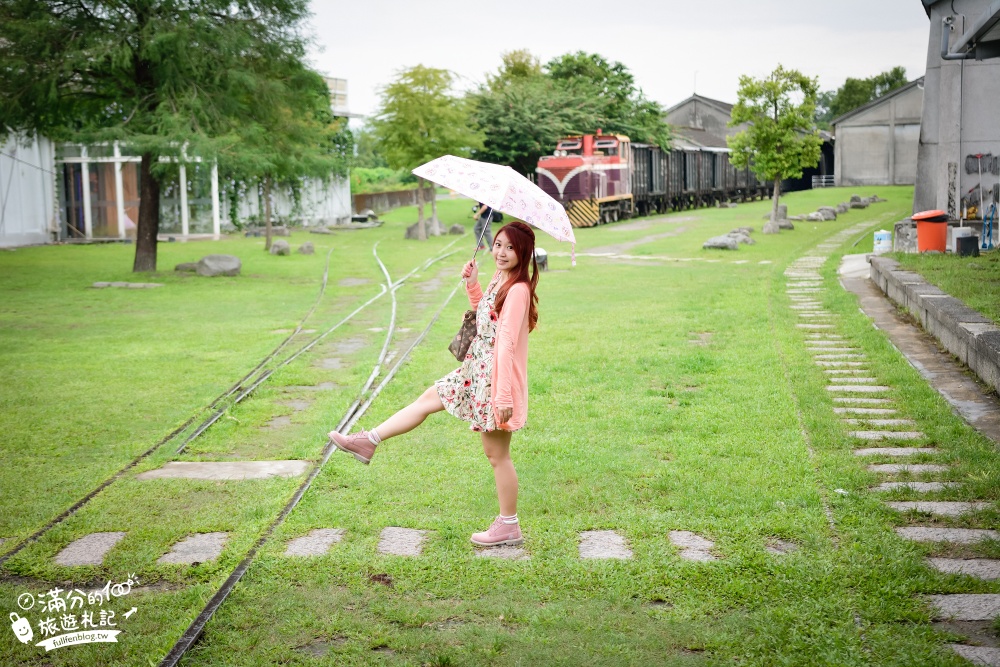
[223,67,351,251]
[0,0,313,271]
[728,65,822,234]
[372,65,482,240]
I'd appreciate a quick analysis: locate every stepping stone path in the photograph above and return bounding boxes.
[281,399,312,412]
[55,532,126,566]
[476,545,530,560]
[578,530,632,560]
[928,558,1000,580]
[159,532,228,564]
[789,227,1000,660]
[669,530,718,561]
[264,415,293,430]
[284,529,344,556]
[377,527,428,556]
[137,460,311,481]
[885,502,990,516]
[765,538,799,556]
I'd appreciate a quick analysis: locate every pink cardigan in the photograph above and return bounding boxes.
[466,275,530,431]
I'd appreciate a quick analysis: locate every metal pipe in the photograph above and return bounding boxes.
[942,16,974,60]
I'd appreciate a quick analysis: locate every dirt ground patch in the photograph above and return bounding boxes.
[588,226,691,256]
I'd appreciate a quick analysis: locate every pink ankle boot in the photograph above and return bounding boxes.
[471,516,523,547]
[329,430,376,464]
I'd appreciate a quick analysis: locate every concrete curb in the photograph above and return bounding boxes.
[869,256,1000,395]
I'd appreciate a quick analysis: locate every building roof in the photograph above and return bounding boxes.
[664,93,734,118]
[671,126,730,149]
[829,77,925,127]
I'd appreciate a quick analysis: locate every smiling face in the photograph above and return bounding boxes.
[492,231,519,274]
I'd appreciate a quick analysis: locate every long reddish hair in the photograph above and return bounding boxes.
[493,221,539,332]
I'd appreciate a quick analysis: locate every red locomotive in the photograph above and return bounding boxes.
[535,131,634,227]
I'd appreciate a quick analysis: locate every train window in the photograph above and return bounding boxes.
[556,140,582,155]
[594,139,618,151]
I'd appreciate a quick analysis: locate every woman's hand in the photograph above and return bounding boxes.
[495,406,512,425]
[461,259,478,284]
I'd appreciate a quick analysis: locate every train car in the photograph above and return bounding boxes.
[535,132,634,227]
[536,132,771,225]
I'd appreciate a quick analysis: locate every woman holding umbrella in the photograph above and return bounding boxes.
[329,220,540,548]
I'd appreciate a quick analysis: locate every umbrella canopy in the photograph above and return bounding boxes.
[413,155,576,246]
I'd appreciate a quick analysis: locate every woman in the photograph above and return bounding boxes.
[330,221,539,547]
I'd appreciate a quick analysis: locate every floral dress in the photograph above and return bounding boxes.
[435,271,503,432]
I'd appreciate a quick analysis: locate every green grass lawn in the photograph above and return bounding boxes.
[1,186,996,665]
[892,248,1000,325]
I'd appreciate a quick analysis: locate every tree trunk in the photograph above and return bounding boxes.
[416,176,427,241]
[133,152,160,272]
[263,175,273,252]
[763,176,781,234]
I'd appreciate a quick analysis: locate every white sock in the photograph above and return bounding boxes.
[500,514,518,525]
[367,428,382,445]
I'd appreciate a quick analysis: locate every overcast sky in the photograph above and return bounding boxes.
[305,0,931,122]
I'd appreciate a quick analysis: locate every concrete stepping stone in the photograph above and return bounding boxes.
[834,407,898,414]
[928,594,1000,620]
[315,358,344,370]
[826,370,873,375]
[377,527,428,556]
[158,532,228,564]
[799,313,836,318]
[896,528,1000,544]
[833,397,892,404]
[797,324,835,329]
[787,289,823,293]
[873,482,959,492]
[579,530,632,560]
[137,460,311,481]
[949,644,1000,666]
[284,529,345,556]
[887,502,990,516]
[828,385,890,393]
[807,333,844,338]
[808,343,855,349]
[850,430,924,440]
[829,378,878,384]
[264,415,293,430]
[55,532,126,566]
[854,447,938,456]
[814,353,866,359]
[284,382,337,392]
[868,464,949,473]
[476,545,530,560]
[668,530,718,561]
[929,558,1000,580]
[790,304,822,309]
[817,361,868,367]
[281,399,312,411]
[765,538,800,555]
[843,418,917,426]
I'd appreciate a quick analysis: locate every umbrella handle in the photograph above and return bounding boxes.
[463,207,493,286]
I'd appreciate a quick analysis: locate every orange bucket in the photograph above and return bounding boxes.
[913,210,948,253]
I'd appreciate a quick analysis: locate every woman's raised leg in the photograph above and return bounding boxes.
[373,385,445,440]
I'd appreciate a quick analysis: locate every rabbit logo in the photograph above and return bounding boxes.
[9,613,33,644]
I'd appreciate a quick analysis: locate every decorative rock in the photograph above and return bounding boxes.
[196,254,241,277]
[806,212,825,222]
[377,527,428,556]
[136,460,311,481]
[270,239,291,256]
[297,242,315,255]
[158,532,228,564]
[850,200,869,209]
[703,235,739,250]
[836,203,850,214]
[854,447,937,456]
[175,262,198,272]
[55,532,127,566]
[927,594,1000,620]
[309,227,333,235]
[448,224,465,235]
[867,464,949,473]
[929,559,1000,580]
[896,528,1000,544]
[578,530,632,559]
[284,529,344,556]
[886,502,990,516]
[817,206,838,220]
[91,282,164,289]
[727,231,754,245]
[777,219,795,230]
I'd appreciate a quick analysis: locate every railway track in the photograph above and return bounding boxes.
[0,238,463,571]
